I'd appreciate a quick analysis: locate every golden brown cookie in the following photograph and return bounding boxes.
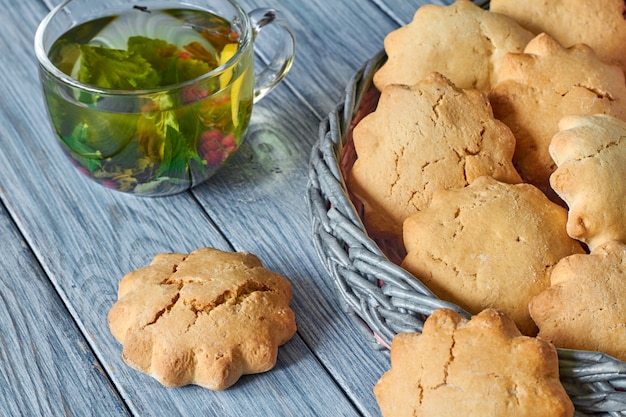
[374,308,574,417]
[374,0,533,92]
[401,176,584,335]
[489,33,626,196]
[549,114,626,251]
[490,0,626,74]
[348,72,521,245]
[530,240,626,361]
[108,247,296,390]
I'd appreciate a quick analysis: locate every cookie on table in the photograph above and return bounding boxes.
[530,240,626,361]
[401,176,584,335]
[374,308,574,417]
[549,114,626,251]
[490,0,626,74]
[488,33,626,196]
[374,0,533,92]
[108,247,297,390]
[348,72,521,244]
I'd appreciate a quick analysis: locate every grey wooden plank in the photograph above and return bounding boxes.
[372,0,459,26]
[191,91,389,417]
[0,3,131,415]
[0,204,130,416]
[241,0,402,119]
[0,1,366,416]
[373,0,489,26]
[186,1,418,415]
[191,0,463,415]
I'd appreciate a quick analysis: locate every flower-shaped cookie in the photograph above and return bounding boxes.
[374,0,533,92]
[374,308,574,417]
[108,247,296,390]
[530,240,626,361]
[489,33,626,195]
[550,114,626,251]
[401,176,584,335]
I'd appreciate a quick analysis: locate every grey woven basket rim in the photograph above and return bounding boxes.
[306,49,626,416]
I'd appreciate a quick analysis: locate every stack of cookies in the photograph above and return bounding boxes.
[345,1,626,415]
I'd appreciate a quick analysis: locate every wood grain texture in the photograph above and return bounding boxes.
[0,0,456,416]
[190,1,406,414]
[0,206,129,416]
[1,1,361,415]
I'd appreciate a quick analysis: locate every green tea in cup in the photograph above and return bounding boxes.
[35,0,295,196]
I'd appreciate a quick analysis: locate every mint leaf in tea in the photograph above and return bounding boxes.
[45,6,253,195]
[78,42,161,90]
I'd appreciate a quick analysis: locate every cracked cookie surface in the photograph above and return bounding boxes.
[348,72,521,246]
[401,176,584,335]
[488,33,626,197]
[374,308,574,417]
[490,0,626,75]
[530,240,626,361]
[108,247,296,390]
[373,0,533,92]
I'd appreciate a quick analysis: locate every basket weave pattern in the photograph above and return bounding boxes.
[307,50,626,416]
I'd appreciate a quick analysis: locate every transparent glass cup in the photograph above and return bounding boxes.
[34,0,295,196]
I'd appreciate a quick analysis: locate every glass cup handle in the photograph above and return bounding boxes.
[248,8,296,103]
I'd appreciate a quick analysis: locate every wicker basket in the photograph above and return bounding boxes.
[306,50,626,416]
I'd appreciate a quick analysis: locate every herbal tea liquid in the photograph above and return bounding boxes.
[44,6,254,195]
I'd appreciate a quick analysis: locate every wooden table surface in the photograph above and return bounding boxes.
[0,0,484,415]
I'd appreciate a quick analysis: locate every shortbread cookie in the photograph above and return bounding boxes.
[374,0,533,92]
[348,73,521,244]
[402,176,584,335]
[374,308,574,417]
[490,0,626,74]
[530,240,626,361]
[549,114,626,251]
[108,247,297,390]
[489,33,626,195]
